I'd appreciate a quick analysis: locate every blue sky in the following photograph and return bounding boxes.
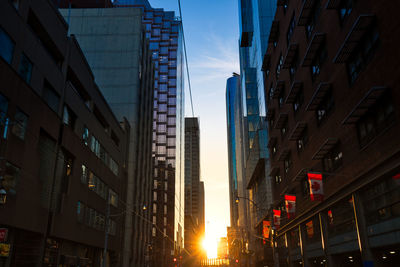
[149,0,240,242]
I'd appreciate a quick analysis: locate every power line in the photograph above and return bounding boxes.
[177,0,195,117]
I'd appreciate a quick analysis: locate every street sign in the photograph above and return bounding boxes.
[0,228,8,242]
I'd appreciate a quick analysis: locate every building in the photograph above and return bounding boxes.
[0,0,129,266]
[226,73,243,229]
[237,1,277,266]
[217,237,229,259]
[263,0,400,266]
[112,1,186,267]
[198,181,205,238]
[58,7,155,266]
[184,117,203,265]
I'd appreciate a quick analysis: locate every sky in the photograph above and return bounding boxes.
[149,0,240,257]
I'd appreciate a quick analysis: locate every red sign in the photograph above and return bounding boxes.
[262,220,271,239]
[285,195,296,219]
[273,209,281,227]
[308,172,324,201]
[0,228,8,242]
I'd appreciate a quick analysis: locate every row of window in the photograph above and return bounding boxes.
[83,127,119,176]
[81,164,118,207]
[77,201,116,235]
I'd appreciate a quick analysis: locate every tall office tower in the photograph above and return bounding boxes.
[184,117,201,262]
[112,1,185,267]
[59,7,155,267]
[237,1,277,265]
[226,73,246,229]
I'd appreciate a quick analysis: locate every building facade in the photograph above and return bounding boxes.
[0,0,129,266]
[113,1,186,267]
[184,117,203,265]
[263,0,400,266]
[58,7,155,266]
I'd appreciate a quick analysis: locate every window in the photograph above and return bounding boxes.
[316,90,334,124]
[326,197,356,237]
[289,52,299,82]
[360,174,400,226]
[311,44,327,81]
[356,94,395,147]
[303,216,321,243]
[109,189,118,207]
[287,13,296,44]
[12,109,28,140]
[268,84,274,102]
[0,27,14,64]
[296,128,308,152]
[284,154,292,174]
[347,26,379,85]
[153,203,157,214]
[272,145,277,157]
[63,105,76,129]
[305,0,322,39]
[77,201,85,223]
[81,165,88,184]
[276,54,283,79]
[275,173,282,184]
[18,54,33,83]
[338,0,354,23]
[43,81,60,113]
[322,143,343,172]
[293,89,304,113]
[83,126,89,146]
[281,121,288,137]
[1,162,20,195]
[278,88,285,108]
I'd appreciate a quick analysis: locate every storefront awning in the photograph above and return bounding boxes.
[274,113,288,129]
[312,138,338,160]
[268,21,280,43]
[302,33,326,67]
[298,0,318,26]
[306,82,331,111]
[289,122,307,141]
[283,43,299,69]
[334,15,376,63]
[285,81,303,104]
[342,86,387,124]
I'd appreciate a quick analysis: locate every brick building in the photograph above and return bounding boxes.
[263,0,400,266]
[0,0,129,266]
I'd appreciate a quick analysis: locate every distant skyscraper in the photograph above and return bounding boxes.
[198,181,205,236]
[60,7,155,266]
[184,117,201,261]
[226,73,246,228]
[113,1,186,267]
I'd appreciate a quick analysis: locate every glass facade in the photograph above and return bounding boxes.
[114,0,185,262]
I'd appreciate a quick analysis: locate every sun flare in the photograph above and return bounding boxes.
[203,221,227,259]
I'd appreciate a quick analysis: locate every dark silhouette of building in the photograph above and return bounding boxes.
[263,0,400,266]
[0,0,129,266]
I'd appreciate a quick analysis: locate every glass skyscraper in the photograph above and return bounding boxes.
[114,1,185,266]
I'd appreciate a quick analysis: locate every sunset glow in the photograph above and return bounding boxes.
[203,221,227,258]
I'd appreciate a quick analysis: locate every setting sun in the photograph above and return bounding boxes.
[202,220,227,259]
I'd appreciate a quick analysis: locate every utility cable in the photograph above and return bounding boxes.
[177,0,195,117]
